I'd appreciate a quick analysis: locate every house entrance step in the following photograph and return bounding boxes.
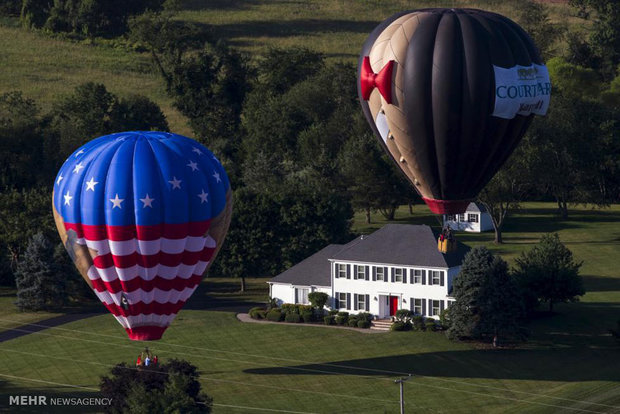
[370,319,392,331]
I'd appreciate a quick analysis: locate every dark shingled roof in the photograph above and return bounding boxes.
[331,224,470,268]
[269,244,344,286]
[269,225,471,286]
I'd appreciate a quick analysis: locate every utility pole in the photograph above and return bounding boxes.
[394,374,412,414]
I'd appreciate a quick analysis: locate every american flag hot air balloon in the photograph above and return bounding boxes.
[52,132,232,340]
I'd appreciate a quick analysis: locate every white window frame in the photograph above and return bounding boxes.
[458,214,465,222]
[431,300,441,316]
[338,292,347,309]
[375,267,384,281]
[413,269,423,284]
[431,270,441,285]
[394,268,404,282]
[337,264,347,279]
[357,294,365,310]
[295,288,309,305]
[413,298,422,315]
[468,213,479,223]
[357,266,366,280]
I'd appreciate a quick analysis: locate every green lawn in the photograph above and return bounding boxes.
[1,203,619,413]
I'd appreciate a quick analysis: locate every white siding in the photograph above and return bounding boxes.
[330,261,456,319]
[443,204,493,233]
[269,283,330,308]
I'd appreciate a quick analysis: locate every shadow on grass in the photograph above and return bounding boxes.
[583,276,620,292]
[243,343,620,382]
[181,0,261,10]
[183,280,264,313]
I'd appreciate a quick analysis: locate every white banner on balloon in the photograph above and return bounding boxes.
[492,64,551,119]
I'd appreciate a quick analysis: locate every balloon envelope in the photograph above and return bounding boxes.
[358,8,551,214]
[53,132,232,340]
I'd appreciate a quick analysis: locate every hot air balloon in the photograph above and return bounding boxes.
[358,8,551,214]
[52,132,232,340]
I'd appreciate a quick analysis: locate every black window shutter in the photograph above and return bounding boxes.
[346,293,351,310]
[402,268,407,284]
[365,266,370,281]
[354,294,358,310]
[384,267,388,283]
[372,267,376,281]
[422,270,426,285]
[440,271,445,286]
[353,265,357,280]
[334,263,338,279]
[365,295,369,311]
[346,265,350,279]
[410,297,414,312]
[440,300,445,313]
[391,268,395,283]
[428,272,433,286]
[409,270,414,284]
[422,299,426,316]
[334,292,339,309]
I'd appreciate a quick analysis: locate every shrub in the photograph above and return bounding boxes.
[285,313,301,323]
[266,309,283,322]
[412,316,425,331]
[347,316,359,327]
[357,312,373,322]
[281,303,299,314]
[301,311,313,323]
[395,309,412,322]
[390,321,405,331]
[328,310,339,316]
[298,305,313,314]
[357,320,371,329]
[335,312,349,325]
[439,308,451,330]
[324,315,335,325]
[308,291,329,310]
[249,307,265,319]
[425,319,437,331]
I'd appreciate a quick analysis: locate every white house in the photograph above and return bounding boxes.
[443,202,494,233]
[268,224,470,320]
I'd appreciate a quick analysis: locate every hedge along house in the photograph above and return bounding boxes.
[268,224,470,320]
[443,202,494,233]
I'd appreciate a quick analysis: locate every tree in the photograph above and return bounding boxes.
[49,82,169,161]
[447,247,523,345]
[14,233,65,311]
[477,146,529,244]
[568,0,620,80]
[100,358,212,414]
[515,0,565,59]
[514,233,585,313]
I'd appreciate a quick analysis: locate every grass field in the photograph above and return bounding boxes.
[1,203,619,413]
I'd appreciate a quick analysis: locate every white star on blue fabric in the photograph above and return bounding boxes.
[74,150,84,157]
[63,191,72,206]
[192,147,203,155]
[168,177,182,189]
[140,194,155,208]
[85,177,98,191]
[187,160,199,172]
[109,194,124,209]
[56,174,63,185]
[197,189,209,204]
[212,171,221,183]
[73,162,85,174]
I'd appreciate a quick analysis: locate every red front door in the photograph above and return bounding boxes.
[389,296,399,316]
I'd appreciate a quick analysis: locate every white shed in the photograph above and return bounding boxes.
[443,202,494,233]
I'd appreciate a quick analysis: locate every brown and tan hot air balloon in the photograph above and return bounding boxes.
[358,8,551,214]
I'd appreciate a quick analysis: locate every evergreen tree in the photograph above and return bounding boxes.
[514,233,585,313]
[15,233,65,311]
[447,247,523,345]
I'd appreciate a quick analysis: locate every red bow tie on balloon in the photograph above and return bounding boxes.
[360,56,395,104]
